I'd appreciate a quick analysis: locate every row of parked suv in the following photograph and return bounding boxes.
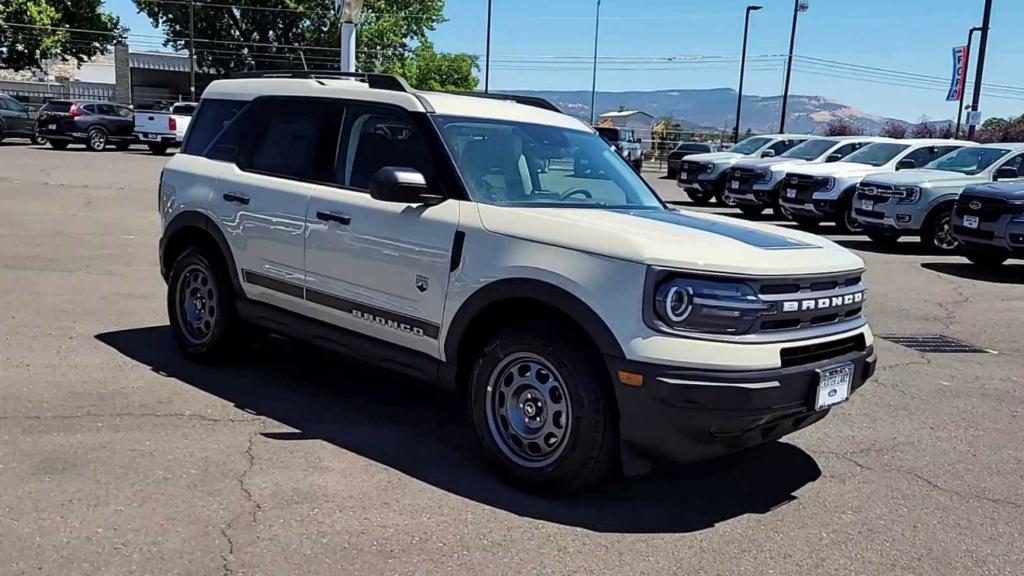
[676,134,1024,267]
[0,94,192,154]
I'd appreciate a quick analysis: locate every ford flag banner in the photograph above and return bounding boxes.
[946,45,969,101]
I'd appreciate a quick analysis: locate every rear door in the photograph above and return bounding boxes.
[304,103,460,357]
[96,103,134,138]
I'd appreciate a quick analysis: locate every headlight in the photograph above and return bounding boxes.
[653,277,770,335]
[896,186,921,204]
[821,177,836,191]
[756,170,772,183]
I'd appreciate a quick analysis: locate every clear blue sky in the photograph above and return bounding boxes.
[106,0,1024,122]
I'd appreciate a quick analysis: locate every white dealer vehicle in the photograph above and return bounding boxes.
[725,136,886,218]
[676,134,816,206]
[134,102,196,155]
[778,138,971,234]
[159,71,876,493]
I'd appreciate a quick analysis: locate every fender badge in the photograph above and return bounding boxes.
[415,274,429,293]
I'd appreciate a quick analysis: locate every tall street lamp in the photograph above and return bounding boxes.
[779,0,808,133]
[334,0,365,72]
[955,26,983,137]
[967,0,993,140]
[590,0,602,125]
[734,5,762,144]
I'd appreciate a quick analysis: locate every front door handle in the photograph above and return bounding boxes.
[223,192,250,205]
[316,210,352,225]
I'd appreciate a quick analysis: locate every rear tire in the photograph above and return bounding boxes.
[964,249,1008,268]
[469,321,615,494]
[166,247,240,362]
[686,188,715,206]
[148,143,169,155]
[921,205,959,253]
[86,127,107,151]
[49,140,68,150]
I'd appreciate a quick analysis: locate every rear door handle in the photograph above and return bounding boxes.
[316,210,352,225]
[223,192,250,205]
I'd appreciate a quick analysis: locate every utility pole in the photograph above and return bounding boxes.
[589,0,602,125]
[335,0,365,72]
[188,0,195,101]
[734,5,762,144]
[484,0,493,93]
[779,0,807,133]
[967,0,992,140]
[955,26,982,137]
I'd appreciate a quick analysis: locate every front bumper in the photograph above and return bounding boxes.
[952,210,1024,256]
[724,180,775,206]
[607,345,875,473]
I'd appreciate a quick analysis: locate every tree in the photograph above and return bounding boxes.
[879,120,907,139]
[132,0,478,91]
[0,0,125,71]
[824,117,862,136]
[910,116,936,139]
[935,122,955,139]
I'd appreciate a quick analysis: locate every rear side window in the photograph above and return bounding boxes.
[41,102,72,113]
[182,99,247,157]
[904,146,955,167]
[769,138,804,155]
[242,99,344,184]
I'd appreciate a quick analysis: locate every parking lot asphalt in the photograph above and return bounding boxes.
[1,144,1022,576]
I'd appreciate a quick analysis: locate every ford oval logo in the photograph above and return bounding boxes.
[969,200,982,210]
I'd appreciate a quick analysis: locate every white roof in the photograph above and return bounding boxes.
[899,138,974,146]
[202,77,592,132]
[599,110,653,118]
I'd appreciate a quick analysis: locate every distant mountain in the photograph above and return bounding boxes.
[509,88,912,135]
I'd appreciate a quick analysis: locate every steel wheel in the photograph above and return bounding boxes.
[174,263,219,345]
[931,212,959,251]
[485,352,573,468]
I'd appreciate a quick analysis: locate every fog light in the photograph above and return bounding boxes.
[617,371,644,387]
[896,214,912,223]
[1010,234,1024,245]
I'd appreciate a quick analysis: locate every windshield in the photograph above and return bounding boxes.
[730,136,772,155]
[596,127,620,142]
[674,142,711,153]
[434,116,663,209]
[924,147,1011,175]
[844,142,910,167]
[782,139,839,161]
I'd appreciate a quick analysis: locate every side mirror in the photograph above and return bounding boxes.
[826,153,843,163]
[994,165,1019,181]
[896,158,916,170]
[369,167,443,205]
[761,149,776,158]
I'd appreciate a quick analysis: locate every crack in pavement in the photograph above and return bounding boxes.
[822,450,1023,511]
[220,424,265,576]
[932,272,973,331]
[0,412,264,424]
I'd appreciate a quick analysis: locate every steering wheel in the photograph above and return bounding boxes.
[559,188,593,201]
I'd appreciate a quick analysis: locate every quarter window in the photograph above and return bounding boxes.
[242,99,344,184]
[339,105,435,191]
[182,99,247,157]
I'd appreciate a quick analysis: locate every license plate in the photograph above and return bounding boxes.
[860,199,874,211]
[46,123,56,129]
[786,188,797,198]
[963,215,979,229]
[730,180,740,190]
[815,363,854,411]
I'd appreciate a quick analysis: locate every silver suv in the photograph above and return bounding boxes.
[854,143,1024,251]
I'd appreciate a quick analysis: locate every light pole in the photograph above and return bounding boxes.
[334,0,365,72]
[484,0,493,92]
[188,0,195,100]
[589,0,602,125]
[955,26,983,137]
[779,0,808,133]
[734,5,762,144]
[967,0,993,140]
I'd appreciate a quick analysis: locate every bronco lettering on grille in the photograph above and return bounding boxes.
[781,291,864,313]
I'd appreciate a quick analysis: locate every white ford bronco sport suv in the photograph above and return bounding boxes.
[159,71,876,493]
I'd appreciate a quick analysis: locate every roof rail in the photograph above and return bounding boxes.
[228,70,413,93]
[450,91,562,113]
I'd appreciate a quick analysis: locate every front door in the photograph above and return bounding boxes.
[304,103,460,357]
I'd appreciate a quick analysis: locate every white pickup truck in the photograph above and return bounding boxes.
[134,102,196,155]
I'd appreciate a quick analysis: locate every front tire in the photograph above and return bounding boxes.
[922,205,959,253]
[86,128,108,151]
[715,188,739,207]
[166,247,239,361]
[834,197,864,234]
[49,140,68,150]
[964,249,1008,268]
[866,231,901,245]
[685,187,715,206]
[469,322,615,493]
[738,204,764,217]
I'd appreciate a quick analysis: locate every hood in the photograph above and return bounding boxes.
[964,181,1024,199]
[734,157,807,171]
[862,168,983,188]
[787,161,887,178]
[684,152,743,164]
[476,205,864,276]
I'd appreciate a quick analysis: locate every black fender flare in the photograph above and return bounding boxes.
[160,211,244,296]
[443,278,625,363]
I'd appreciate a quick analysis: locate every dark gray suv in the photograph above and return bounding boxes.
[0,94,41,144]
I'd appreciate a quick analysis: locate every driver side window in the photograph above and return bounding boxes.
[339,105,435,192]
[998,154,1024,178]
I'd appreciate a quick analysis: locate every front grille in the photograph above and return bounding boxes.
[953,225,995,240]
[854,184,895,206]
[854,208,885,220]
[679,161,712,175]
[957,193,1024,221]
[783,173,830,203]
[780,333,867,368]
[746,272,866,334]
[729,167,768,185]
